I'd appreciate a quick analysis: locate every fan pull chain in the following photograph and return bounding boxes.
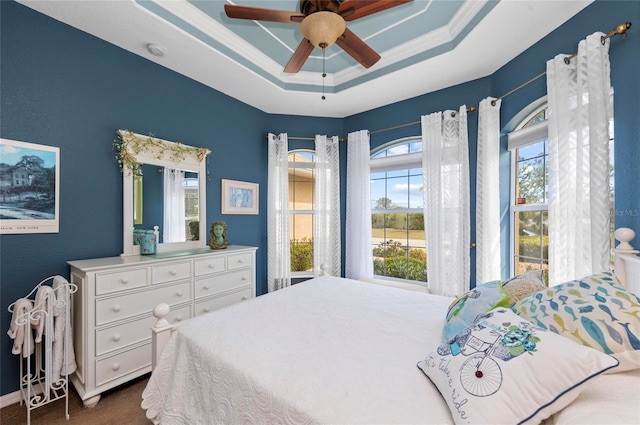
[321,45,327,100]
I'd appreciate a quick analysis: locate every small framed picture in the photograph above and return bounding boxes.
[0,138,60,234]
[221,179,258,215]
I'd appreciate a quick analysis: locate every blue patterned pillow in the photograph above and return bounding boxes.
[512,271,640,372]
[442,280,509,342]
[419,308,617,424]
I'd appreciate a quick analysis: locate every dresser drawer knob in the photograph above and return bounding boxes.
[112,305,121,313]
[112,334,121,342]
[237,259,243,264]
[169,270,177,276]
[241,277,247,281]
[241,296,248,301]
[203,307,210,313]
[175,315,183,322]
[208,264,215,269]
[176,290,183,297]
[121,278,129,284]
[112,363,120,371]
[203,284,210,290]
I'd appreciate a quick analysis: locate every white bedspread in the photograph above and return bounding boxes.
[142,276,456,425]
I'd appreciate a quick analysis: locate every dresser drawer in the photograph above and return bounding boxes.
[194,256,226,276]
[194,269,252,299]
[227,252,253,270]
[95,343,149,387]
[96,268,148,295]
[152,261,191,284]
[195,287,252,316]
[95,281,191,325]
[95,305,191,356]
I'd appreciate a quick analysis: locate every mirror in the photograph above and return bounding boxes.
[118,130,210,256]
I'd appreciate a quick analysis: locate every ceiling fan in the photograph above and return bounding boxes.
[224,0,413,73]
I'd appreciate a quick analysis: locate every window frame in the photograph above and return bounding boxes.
[370,136,427,288]
[288,149,316,278]
[508,107,550,278]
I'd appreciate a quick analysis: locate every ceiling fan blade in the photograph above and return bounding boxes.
[284,39,315,73]
[335,28,381,69]
[338,0,412,22]
[224,4,304,24]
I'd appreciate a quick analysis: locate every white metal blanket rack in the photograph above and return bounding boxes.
[7,275,78,425]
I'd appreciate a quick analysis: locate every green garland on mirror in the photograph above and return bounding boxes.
[113,130,209,176]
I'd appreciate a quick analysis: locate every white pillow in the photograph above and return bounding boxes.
[418,308,618,425]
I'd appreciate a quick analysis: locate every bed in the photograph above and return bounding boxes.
[142,231,640,425]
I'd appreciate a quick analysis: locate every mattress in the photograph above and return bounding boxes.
[142,276,456,424]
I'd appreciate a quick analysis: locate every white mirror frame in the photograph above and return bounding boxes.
[118,130,210,256]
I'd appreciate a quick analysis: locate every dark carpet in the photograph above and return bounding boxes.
[1,375,150,425]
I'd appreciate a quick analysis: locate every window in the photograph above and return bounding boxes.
[370,137,427,284]
[509,104,615,279]
[509,108,550,278]
[288,150,315,275]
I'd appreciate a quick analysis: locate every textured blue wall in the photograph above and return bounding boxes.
[1,0,638,397]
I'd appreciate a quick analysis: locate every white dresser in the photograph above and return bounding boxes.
[67,245,257,407]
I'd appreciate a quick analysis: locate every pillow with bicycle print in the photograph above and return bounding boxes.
[441,280,510,343]
[418,308,617,425]
[511,271,640,373]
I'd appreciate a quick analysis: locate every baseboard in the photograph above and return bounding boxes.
[0,390,22,409]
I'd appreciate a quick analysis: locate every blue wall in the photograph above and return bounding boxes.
[1,0,638,397]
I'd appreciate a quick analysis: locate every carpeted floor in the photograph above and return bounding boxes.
[0,375,150,425]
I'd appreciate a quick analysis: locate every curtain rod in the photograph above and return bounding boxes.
[369,106,477,136]
[490,21,631,106]
[268,107,476,141]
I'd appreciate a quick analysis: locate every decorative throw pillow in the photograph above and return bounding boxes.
[418,308,618,425]
[512,272,640,373]
[442,280,509,343]
[502,270,547,306]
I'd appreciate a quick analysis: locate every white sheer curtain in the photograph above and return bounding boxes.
[267,133,291,292]
[314,135,341,277]
[422,107,470,297]
[547,32,612,285]
[476,97,502,284]
[163,168,185,243]
[345,130,373,280]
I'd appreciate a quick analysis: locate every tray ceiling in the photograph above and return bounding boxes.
[17,0,593,117]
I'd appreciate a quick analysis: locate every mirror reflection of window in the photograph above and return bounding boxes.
[184,175,199,241]
[133,175,143,225]
[163,168,186,243]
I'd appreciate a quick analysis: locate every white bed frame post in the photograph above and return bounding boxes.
[614,227,639,291]
[151,303,172,370]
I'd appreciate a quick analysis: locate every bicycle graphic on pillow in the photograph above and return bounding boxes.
[438,310,540,397]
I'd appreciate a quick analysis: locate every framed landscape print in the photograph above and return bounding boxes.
[221,179,258,215]
[0,138,60,234]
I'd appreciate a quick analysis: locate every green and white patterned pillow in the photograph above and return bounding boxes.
[418,308,617,425]
[442,280,510,343]
[512,271,640,373]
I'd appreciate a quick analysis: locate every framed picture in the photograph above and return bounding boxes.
[221,179,258,215]
[0,138,60,234]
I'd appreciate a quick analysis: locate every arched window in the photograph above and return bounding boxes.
[370,137,426,284]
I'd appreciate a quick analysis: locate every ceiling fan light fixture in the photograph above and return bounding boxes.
[300,11,346,49]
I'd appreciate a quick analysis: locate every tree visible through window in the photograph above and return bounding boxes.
[370,138,427,284]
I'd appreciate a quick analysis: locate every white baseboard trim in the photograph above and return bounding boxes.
[0,390,23,409]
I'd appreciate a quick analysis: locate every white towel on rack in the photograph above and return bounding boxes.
[7,298,35,357]
[32,285,54,343]
[52,276,77,380]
